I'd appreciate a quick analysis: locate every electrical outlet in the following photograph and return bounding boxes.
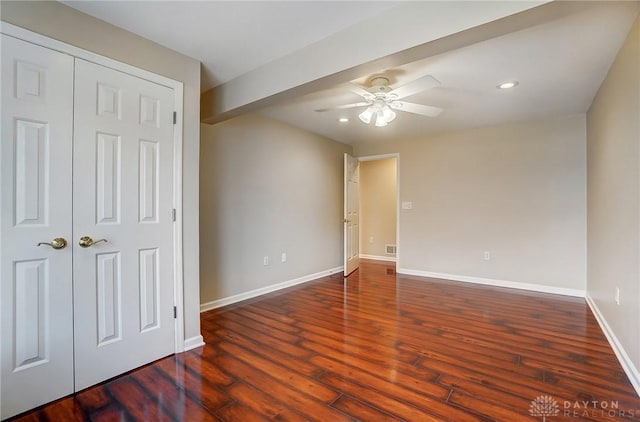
[401,201,413,210]
[483,251,491,261]
[263,256,269,266]
[369,236,374,244]
[615,287,620,305]
[281,252,287,263]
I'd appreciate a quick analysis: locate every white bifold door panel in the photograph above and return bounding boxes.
[72,59,175,390]
[1,36,176,419]
[343,153,360,276]
[1,35,75,419]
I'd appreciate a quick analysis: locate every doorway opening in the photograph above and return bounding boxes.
[344,153,400,277]
[358,154,399,268]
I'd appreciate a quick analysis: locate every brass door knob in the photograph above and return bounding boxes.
[37,237,68,250]
[78,236,107,248]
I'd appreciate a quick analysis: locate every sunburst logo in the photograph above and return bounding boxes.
[529,395,560,421]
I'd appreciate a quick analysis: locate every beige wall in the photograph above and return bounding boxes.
[1,1,202,342]
[354,115,587,292]
[200,115,351,304]
[587,16,640,383]
[360,158,397,258]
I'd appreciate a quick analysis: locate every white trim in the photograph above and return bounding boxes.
[1,22,188,353]
[397,268,586,297]
[344,153,350,276]
[586,295,640,397]
[396,155,400,271]
[183,335,206,351]
[358,153,399,162]
[0,22,178,89]
[360,254,396,262]
[171,83,185,353]
[200,266,343,312]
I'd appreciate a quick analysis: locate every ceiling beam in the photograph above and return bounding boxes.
[201,1,589,125]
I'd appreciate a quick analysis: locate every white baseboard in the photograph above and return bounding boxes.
[200,266,344,312]
[359,254,396,262]
[397,268,585,297]
[586,295,640,397]
[183,335,205,351]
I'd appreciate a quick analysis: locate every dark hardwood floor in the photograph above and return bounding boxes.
[9,260,640,421]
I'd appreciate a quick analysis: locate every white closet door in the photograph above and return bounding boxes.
[0,35,74,419]
[72,59,176,390]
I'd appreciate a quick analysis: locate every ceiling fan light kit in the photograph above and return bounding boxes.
[358,99,397,127]
[382,106,396,122]
[358,107,373,124]
[317,74,443,127]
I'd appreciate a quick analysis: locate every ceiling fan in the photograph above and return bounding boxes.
[315,74,443,127]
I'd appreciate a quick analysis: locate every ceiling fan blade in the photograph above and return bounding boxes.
[314,102,369,112]
[389,75,440,100]
[389,101,443,117]
[349,84,374,99]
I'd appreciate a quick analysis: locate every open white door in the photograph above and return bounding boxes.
[344,153,360,276]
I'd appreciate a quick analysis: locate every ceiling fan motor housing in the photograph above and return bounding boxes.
[369,76,392,93]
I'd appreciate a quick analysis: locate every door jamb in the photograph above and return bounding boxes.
[356,153,400,269]
[0,22,187,353]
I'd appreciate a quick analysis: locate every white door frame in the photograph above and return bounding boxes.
[0,22,187,353]
[357,153,400,269]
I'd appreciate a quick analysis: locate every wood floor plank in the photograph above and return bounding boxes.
[217,341,338,402]
[310,354,446,400]
[106,379,173,422]
[448,390,538,421]
[37,399,88,422]
[331,394,400,422]
[88,406,129,422]
[155,356,232,413]
[10,260,640,422]
[216,324,313,360]
[301,337,440,384]
[216,402,270,422]
[208,352,355,422]
[178,350,235,388]
[133,365,217,422]
[320,371,491,422]
[214,327,321,377]
[226,382,309,422]
[73,385,112,413]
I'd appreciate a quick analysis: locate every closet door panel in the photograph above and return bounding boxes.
[1,35,74,420]
[72,59,176,390]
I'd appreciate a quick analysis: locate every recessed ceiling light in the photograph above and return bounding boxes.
[498,81,519,89]
[338,117,349,123]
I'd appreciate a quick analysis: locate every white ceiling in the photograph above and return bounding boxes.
[260,2,639,144]
[63,0,398,91]
[62,1,639,145]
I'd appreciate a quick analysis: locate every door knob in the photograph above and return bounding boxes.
[37,237,68,250]
[78,236,108,248]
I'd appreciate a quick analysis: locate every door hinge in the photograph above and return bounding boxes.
[173,111,177,124]
[173,306,177,319]
[172,208,176,222]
